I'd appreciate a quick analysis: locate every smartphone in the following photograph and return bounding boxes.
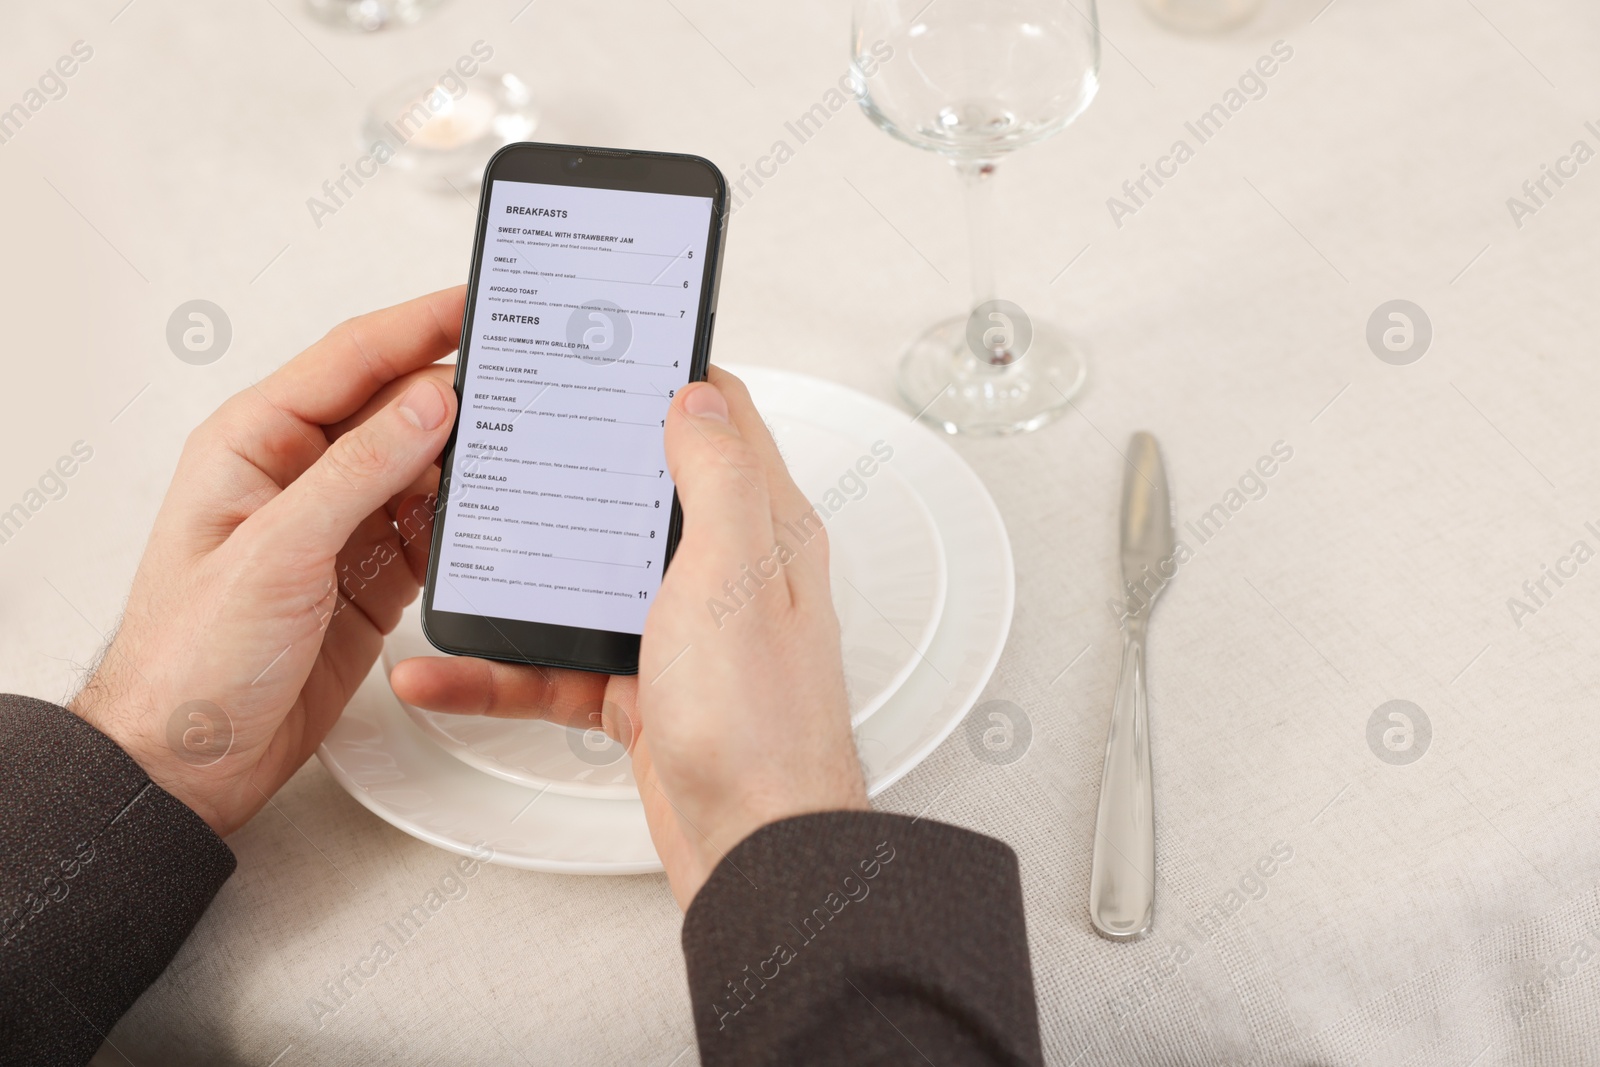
[421,142,728,674]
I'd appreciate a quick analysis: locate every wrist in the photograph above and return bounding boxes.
[69,669,232,836]
[695,781,871,874]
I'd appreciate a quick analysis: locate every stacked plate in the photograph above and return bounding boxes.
[317,366,1015,874]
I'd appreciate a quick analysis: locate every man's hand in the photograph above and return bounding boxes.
[70,287,465,836]
[390,367,868,907]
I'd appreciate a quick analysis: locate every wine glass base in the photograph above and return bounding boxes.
[897,317,1088,436]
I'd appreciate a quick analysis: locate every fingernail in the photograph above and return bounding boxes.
[398,379,448,431]
[682,382,729,423]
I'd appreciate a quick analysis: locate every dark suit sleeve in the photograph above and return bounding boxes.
[0,695,236,1067]
[682,810,1043,1066]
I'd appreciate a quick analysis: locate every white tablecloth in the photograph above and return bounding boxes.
[4,1,1599,1063]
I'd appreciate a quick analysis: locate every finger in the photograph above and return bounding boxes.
[393,491,437,584]
[243,377,456,563]
[381,459,441,529]
[326,363,458,444]
[257,286,465,426]
[333,369,451,524]
[704,367,830,595]
[705,367,812,526]
[198,304,461,496]
[664,380,776,571]
[602,674,639,747]
[158,423,291,555]
[389,656,608,728]
[291,602,385,767]
[332,506,418,635]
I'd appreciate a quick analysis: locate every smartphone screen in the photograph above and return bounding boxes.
[424,147,724,671]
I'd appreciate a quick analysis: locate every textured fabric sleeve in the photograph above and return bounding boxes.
[682,810,1042,1066]
[0,694,236,1067]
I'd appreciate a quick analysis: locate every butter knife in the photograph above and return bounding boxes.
[1088,432,1174,941]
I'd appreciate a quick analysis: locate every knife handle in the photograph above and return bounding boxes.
[1088,625,1156,941]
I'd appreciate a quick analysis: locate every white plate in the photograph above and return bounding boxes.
[317,365,1014,873]
[383,413,947,799]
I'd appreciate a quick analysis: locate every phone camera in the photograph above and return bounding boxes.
[567,156,583,169]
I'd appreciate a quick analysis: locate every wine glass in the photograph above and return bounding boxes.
[306,0,448,32]
[852,0,1100,435]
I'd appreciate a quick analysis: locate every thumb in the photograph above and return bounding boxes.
[249,377,455,561]
[665,381,774,565]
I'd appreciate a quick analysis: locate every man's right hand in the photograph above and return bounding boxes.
[391,367,869,908]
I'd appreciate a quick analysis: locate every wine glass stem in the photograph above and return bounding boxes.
[957,158,1006,365]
